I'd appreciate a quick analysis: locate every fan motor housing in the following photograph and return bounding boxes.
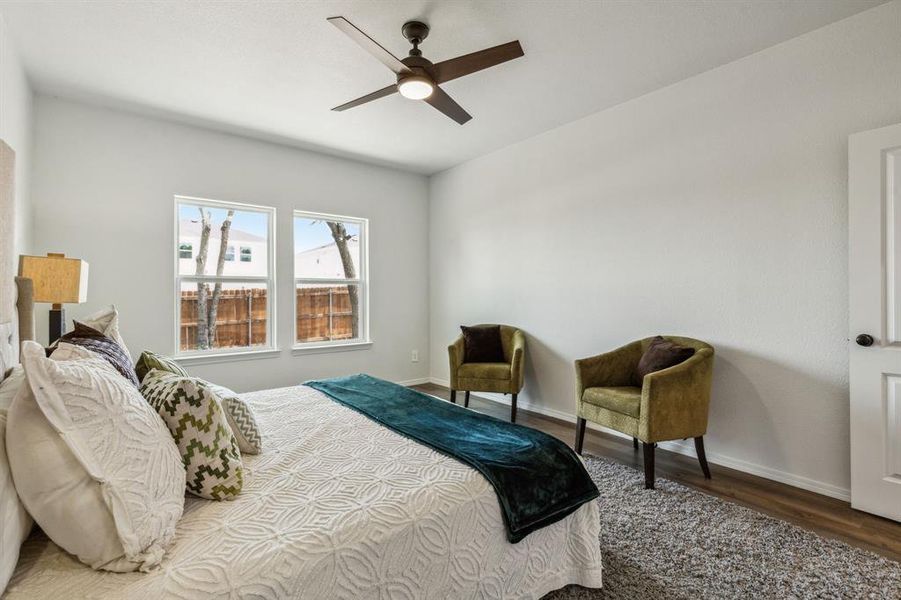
[399,55,436,82]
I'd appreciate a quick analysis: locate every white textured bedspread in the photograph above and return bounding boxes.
[6,385,603,599]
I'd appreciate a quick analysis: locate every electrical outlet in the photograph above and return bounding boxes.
[411,350,419,362]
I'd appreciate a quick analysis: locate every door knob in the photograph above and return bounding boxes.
[856,334,875,347]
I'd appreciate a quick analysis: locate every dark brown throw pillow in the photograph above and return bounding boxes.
[461,325,505,363]
[52,322,140,386]
[634,336,695,386]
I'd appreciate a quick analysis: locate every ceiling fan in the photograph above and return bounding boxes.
[328,17,524,125]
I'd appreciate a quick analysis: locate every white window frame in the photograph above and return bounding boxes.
[174,195,277,359]
[293,210,370,351]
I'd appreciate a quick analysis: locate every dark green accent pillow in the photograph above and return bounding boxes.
[634,336,695,386]
[135,350,188,383]
[140,370,243,500]
[461,325,505,363]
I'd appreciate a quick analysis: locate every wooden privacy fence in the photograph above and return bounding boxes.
[180,286,354,350]
[296,286,355,343]
[180,288,268,350]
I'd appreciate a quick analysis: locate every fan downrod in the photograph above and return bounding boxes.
[402,21,429,56]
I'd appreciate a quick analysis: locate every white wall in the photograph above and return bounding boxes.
[429,1,901,499]
[31,96,429,390]
[0,14,33,256]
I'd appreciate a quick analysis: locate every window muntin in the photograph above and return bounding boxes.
[176,197,276,355]
[294,212,368,346]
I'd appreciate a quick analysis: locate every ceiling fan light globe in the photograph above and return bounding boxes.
[398,77,434,100]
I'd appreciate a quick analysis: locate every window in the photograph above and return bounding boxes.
[294,211,368,347]
[240,246,252,262]
[176,196,276,356]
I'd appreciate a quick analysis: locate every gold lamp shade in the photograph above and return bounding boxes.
[18,253,89,307]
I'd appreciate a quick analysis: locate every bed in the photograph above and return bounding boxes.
[0,185,602,599]
[6,380,603,598]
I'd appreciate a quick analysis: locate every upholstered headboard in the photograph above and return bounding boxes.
[0,138,16,381]
[0,276,34,376]
[0,139,33,382]
[14,277,33,347]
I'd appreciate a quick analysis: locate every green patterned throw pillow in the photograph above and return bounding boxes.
[140,370,243,500]
[135,350,188,383]
[204,382,263,455]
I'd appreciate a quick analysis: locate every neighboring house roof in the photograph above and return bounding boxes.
[179,220,265,243]
[295,238,359,258]
[295,239,359,279]
[296,239,359,256]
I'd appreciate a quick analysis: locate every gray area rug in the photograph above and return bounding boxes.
[545,455,901,599]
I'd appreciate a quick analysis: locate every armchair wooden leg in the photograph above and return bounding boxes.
[510,393,518,423]
[643,442,656,489]
[450,390,456,404]
[632,437,638,450]
[694,436,712,479]
[464,391,470,408]
[575,418,586,455]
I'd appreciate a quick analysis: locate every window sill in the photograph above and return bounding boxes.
[292,341,373,356]
[174,348,281,365]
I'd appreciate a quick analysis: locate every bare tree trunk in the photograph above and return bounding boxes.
[326,221,359,338]
[207,210,235,346]
[195,208,212,349]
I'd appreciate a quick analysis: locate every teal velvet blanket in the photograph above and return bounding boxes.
[306,374,599,543]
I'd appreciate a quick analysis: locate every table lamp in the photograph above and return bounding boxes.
[18,253,89,344]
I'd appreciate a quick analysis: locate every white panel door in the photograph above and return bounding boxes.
[849,121,901,522]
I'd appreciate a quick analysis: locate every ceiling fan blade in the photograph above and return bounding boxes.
[434,40,524,84]
[328,16,411,75]
[424,85,472,125]
[332,84,398,112]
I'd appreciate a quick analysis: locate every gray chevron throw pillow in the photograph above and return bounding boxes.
[204,382,263,455]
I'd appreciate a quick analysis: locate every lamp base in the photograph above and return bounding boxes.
[49,307,65,345]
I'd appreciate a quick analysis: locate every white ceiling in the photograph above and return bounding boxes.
[0,0,885,174]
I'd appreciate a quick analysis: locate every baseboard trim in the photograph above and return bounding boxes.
[427,377,851,502]
[647,437,851,502]
[397,377,431,386]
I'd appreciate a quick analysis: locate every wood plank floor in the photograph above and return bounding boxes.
[412,383,901,564]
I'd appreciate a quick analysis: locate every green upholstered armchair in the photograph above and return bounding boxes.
[448,325,525,422]
[574,336,714,489]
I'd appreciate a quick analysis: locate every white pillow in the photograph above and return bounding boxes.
[0,367,32,594]
[81,305,131,360]
[7,341,185,572]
